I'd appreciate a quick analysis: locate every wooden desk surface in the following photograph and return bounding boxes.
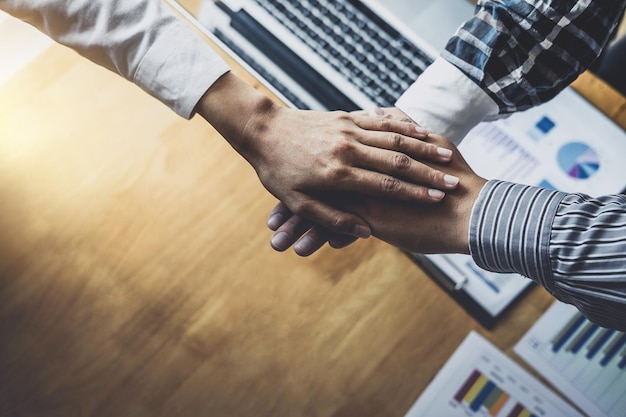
[1,10,625,417]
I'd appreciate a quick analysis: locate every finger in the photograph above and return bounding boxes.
[352,113,430,140]
[294,226,359,256]
[270,214,313,252]
[331,167,450,202]
[350,107,388,118]
[328,234,358,249]
[367,107,391,118]
[293,198,371,238]
[355,108,453,165]
[331,142,459,196]
[267,201,292,231]
[272,219,357,256]
[357,145,458,189]
[293,226,332,257]
[356,127,453,163]
[354,107,404,120]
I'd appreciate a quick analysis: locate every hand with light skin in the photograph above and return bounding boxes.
[267,132,487,256]
[195,73,460,238]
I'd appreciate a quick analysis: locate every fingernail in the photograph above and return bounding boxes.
[267,213,285,230]
[428,189,445,200]
[270,232,290,251]
[415,125,429,135]
[437,147,452,158]
[294,236,316,256]
[352,224,371,239]
[444,174,459,186]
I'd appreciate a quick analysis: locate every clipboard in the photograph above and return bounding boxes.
[406,253,535,329]
[406,86,626,328]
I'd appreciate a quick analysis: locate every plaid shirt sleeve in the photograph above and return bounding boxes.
[444,0,626,115]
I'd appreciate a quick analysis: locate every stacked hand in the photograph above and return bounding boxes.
[196,73,460,239]
[265,110,487,256]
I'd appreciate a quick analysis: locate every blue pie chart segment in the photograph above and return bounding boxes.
[557,142,600,180]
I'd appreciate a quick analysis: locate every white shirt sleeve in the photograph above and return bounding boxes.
[395,57,500,145]
[0,0,230,118]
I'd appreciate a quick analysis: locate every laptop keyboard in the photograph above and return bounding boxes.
[252,0,433,108]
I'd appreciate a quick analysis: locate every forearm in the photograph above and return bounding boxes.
[0,0,230,117]
[549,193,626,330]
[470,180,626,331]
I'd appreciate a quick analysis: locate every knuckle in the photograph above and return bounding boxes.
[331,216,351,233]
[377,118,392,131]
[390,134,406,149]
[290,200,307,216]
[331,139,355,157]
[428,143,441,157]
[381,176,401,193]
[334,110,351,122]
[326,164,350,182]
[429,169,441,184]
[391,153,411,171]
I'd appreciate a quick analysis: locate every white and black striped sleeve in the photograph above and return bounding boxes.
[469,180,626,331]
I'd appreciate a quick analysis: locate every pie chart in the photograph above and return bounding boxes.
[557,142,600,180]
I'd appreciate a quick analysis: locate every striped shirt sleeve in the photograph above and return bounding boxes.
[469,180,626,331]
[444,0,626,115]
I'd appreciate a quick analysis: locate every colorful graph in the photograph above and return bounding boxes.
[515,302,626,417]
[506,403,535,417]
[454,370,511,416]
[557,142,600,179]
[551,312,626,369]
[459,123,540,182]
[405,332,582,417]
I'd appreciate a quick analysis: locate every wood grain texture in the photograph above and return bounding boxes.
[572,71,626,131]
[1,6,624,417]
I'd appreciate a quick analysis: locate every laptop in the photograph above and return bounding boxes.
[169,0,626,328]
[168,0,475,111]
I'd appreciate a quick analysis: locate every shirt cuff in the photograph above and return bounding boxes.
[468,180,567,294]
[395,57,499,145]
[133,20,230,119]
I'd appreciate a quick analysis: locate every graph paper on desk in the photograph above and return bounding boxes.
[515,302,626,417]
[405,331,583,417]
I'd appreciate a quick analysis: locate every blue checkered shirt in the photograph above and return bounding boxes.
[445,0,626,114]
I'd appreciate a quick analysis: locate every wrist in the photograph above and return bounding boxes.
[452,176,487,254]
[194,72,279,162]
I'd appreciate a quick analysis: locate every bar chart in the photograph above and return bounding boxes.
[515,302,626,417]
[459,123,541,184]
[453,369,540,417]
[405,332,581,417]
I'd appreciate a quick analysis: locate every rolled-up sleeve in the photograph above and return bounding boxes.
[0,0,230,118]
[470,180,626,331]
